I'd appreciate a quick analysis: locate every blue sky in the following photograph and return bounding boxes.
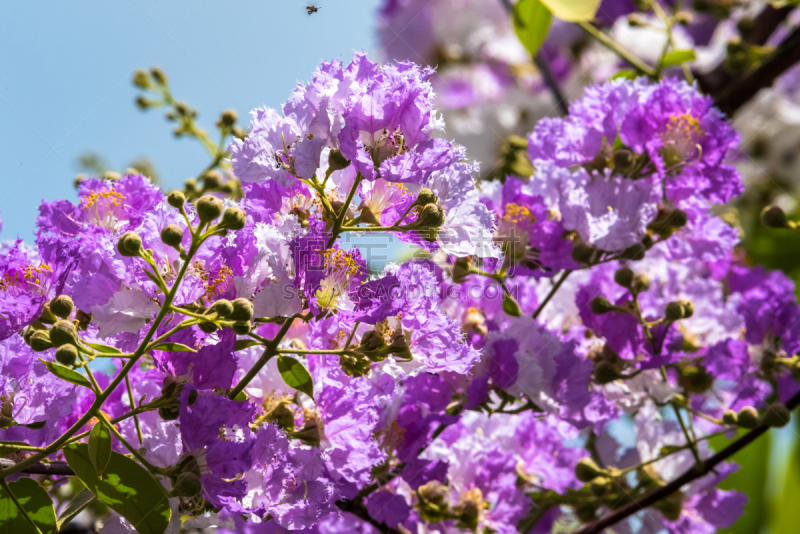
[0,0,380,240]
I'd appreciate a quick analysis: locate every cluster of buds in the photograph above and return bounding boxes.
[23,295,86,367]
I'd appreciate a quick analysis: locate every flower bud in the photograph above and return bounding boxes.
[665,300,693,321]
[219,207,247,231]
[736,406,759,428]
[417,481,449,507]
[219,109,238,128]
[172,472,202,497]
[613,149,635,173]
[590,478,611,497]
[678,365,713,394]
[575,458,603,482]
[195,195,223,224]
[590,296,615,315]
[198,322,218,334]
[211,299,234,318]
[412,204,445,229]
[232,321,252,336]
[413,188,436,207]
[55,345,78,367]
[50,295,74,319]
[327,149,351,171]
[39,303,58,324]
[158,406,180,421]
[571,242,597,264]
[29,330,53,352]
[150,66,167,85]
[632,274,651,293]
[575,503,598,523]
[229,298,254,322]
[614,267,634,288]
[160,224,184,248]
[132,69,150,88]
[670,209,688,228]
[761,402,791,428]
[594,361,620,385]
[722,410,738,425]
[502,293,522,317]
[49,320,79,347]
[619,244,646,261]
[167,190,186,209]
[202,170,222,190]
[117,231,143,257]
[761,205,789,229]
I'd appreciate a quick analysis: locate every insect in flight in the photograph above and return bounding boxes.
[306,5,320,14]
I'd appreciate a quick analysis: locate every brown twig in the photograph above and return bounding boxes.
[0,458,74,476]
[336,499,401,534]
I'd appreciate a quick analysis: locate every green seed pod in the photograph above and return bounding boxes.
[219,109,238,128]
[50,295,74,319]
[413,204,446,229]
[167,190,186,209]
[761,205,789,229]
[198,322,218,334]
[232,321,252,336]
[132,69,150,88]
[327,149,351,171]
[172,472,203,497]
[722,410,738,426]
[665,300,693,321]
[55,345,79,367]
[29,330,54,352]
[614,267,634,288]
[150,66,167,85]
[117,231,143,257]
[211,299,234,318]
[229,298,254,322]
[160,224,184,248]
[761,402,791,428]
[219,207,247,231]
[502,294,522,317]
[590,296,615,315]
[202,170,222,190]
[49,320,79,347]
[414,188,436,207]
[574,458,603,482]
[195,195,223,224]
[737,406,759,429]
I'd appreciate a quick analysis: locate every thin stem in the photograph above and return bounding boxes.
[578,22,657,77]
[671,403,703,467]
[328,173,364,248]
[532,270,572,320]
[344,322,360,350]
[228,317,296,400]
[1,479,44,534]
[125,374,144,446]
[98,413,165,475]
[276,348,353,355]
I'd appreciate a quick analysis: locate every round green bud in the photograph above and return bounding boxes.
[101,171,121,182]
[160,224,184,248]
[174,102,189,116]
[632,274,651,293]
[50,295,74,319]
[571,242,596,264]
[232,321,252,336]
[202,170,222,190]
[195,195,223,224]
[670,209,688,228]
[590,296,615,315]
[158,406,180,421]
[502,294,522,318]
[614,267,634,288]
[198,322,218,334]
[29,330,53,352]
[327,149,351,171]
[679,365,713,394]
[737,406,759,429]
[150,66,167,85]
[594,361,620,385]
[575,458,603,483]
[39,303,58,324]
[414,188,436,207]
[132,69,150,88]
[417,481,448,507]
[117,231,143,257]
[219,109,238,127]
[229,298,254,322]
[184,179,198,193]
[613,149,635,173]
[665,300,693,321]
[211,299,234,318]
[172,472,203,497]
[413,204,446,229]
[722,410,738,425]
[55,345,78,367]
[761,205,789,229]
[619,244,646,261]
[761,402,791,428]
[219,207,247,231]
[49,320,79,348]
[575,503,598,523]
[590,478,611,497]
[167,190,186,209]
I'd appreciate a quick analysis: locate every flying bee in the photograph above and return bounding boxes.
[306,5,319,14]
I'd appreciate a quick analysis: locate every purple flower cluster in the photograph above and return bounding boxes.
[2,53,799,534]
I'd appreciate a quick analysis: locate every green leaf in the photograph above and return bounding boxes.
[88,423,112,479]
[610,69,638,81]
[540,0,600,22]
[767,428,800,534]
[38,359,92,389]
[234,339,260,351]
[0,478,57,534]
[56,488,97,532]
[85,342,122,354]
[277,355,314,400]
[512,0,552,58]
[64,443,171,534]
[150,342,196,353]
[659,49,696,69]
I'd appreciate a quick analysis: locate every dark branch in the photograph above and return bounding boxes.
[534,54,570,116]
[574,390,800,534]
[336,499,401,534]
[0,458,75,476]
[714,25,800,115]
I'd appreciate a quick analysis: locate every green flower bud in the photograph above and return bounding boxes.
[150,66,167,85]
[219,109,238,128]
[736,406,759,429]
[23,321,47,344]
[502,294,522,317]
[632,274,651,293]
[167,190,186,209]
[195,195,223,224]
[613,149,635,173]
[594,361,621,385]
[50,295,74,319]
[761,205,789,229]
[327,149,351,171]
[571,242,597,264]
[187,389,198,406]
[49,320,79,348]
[670,209,688,228]
[158,406,180,421]
[229,298,254,322]
[102,171,121,182]
[417,481,449,507]
[211,299,234,318]
[678,365,713,394]
[117,231,143,257]
[232,321,252,336]
[132,69,150,88]
[590,296,615,315]
[412,204,446,229]
[160,224,184,248]
[575,503,598,523]
[413,188,436,207]
[55,345,78,367]
[722,410,738,425]
[761,402,791,428]
[172,472,203,497]
[38,303,58,324]
[619,243,646,261]
[614,267,634,288]
[202,170,222,190]
[575,458,603,482]
[219,207,247,231]
[665,300,694,321]
[29,330,53,352]
[184,179,198,193]
[590,478,611,497]
[198,322,218,334]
